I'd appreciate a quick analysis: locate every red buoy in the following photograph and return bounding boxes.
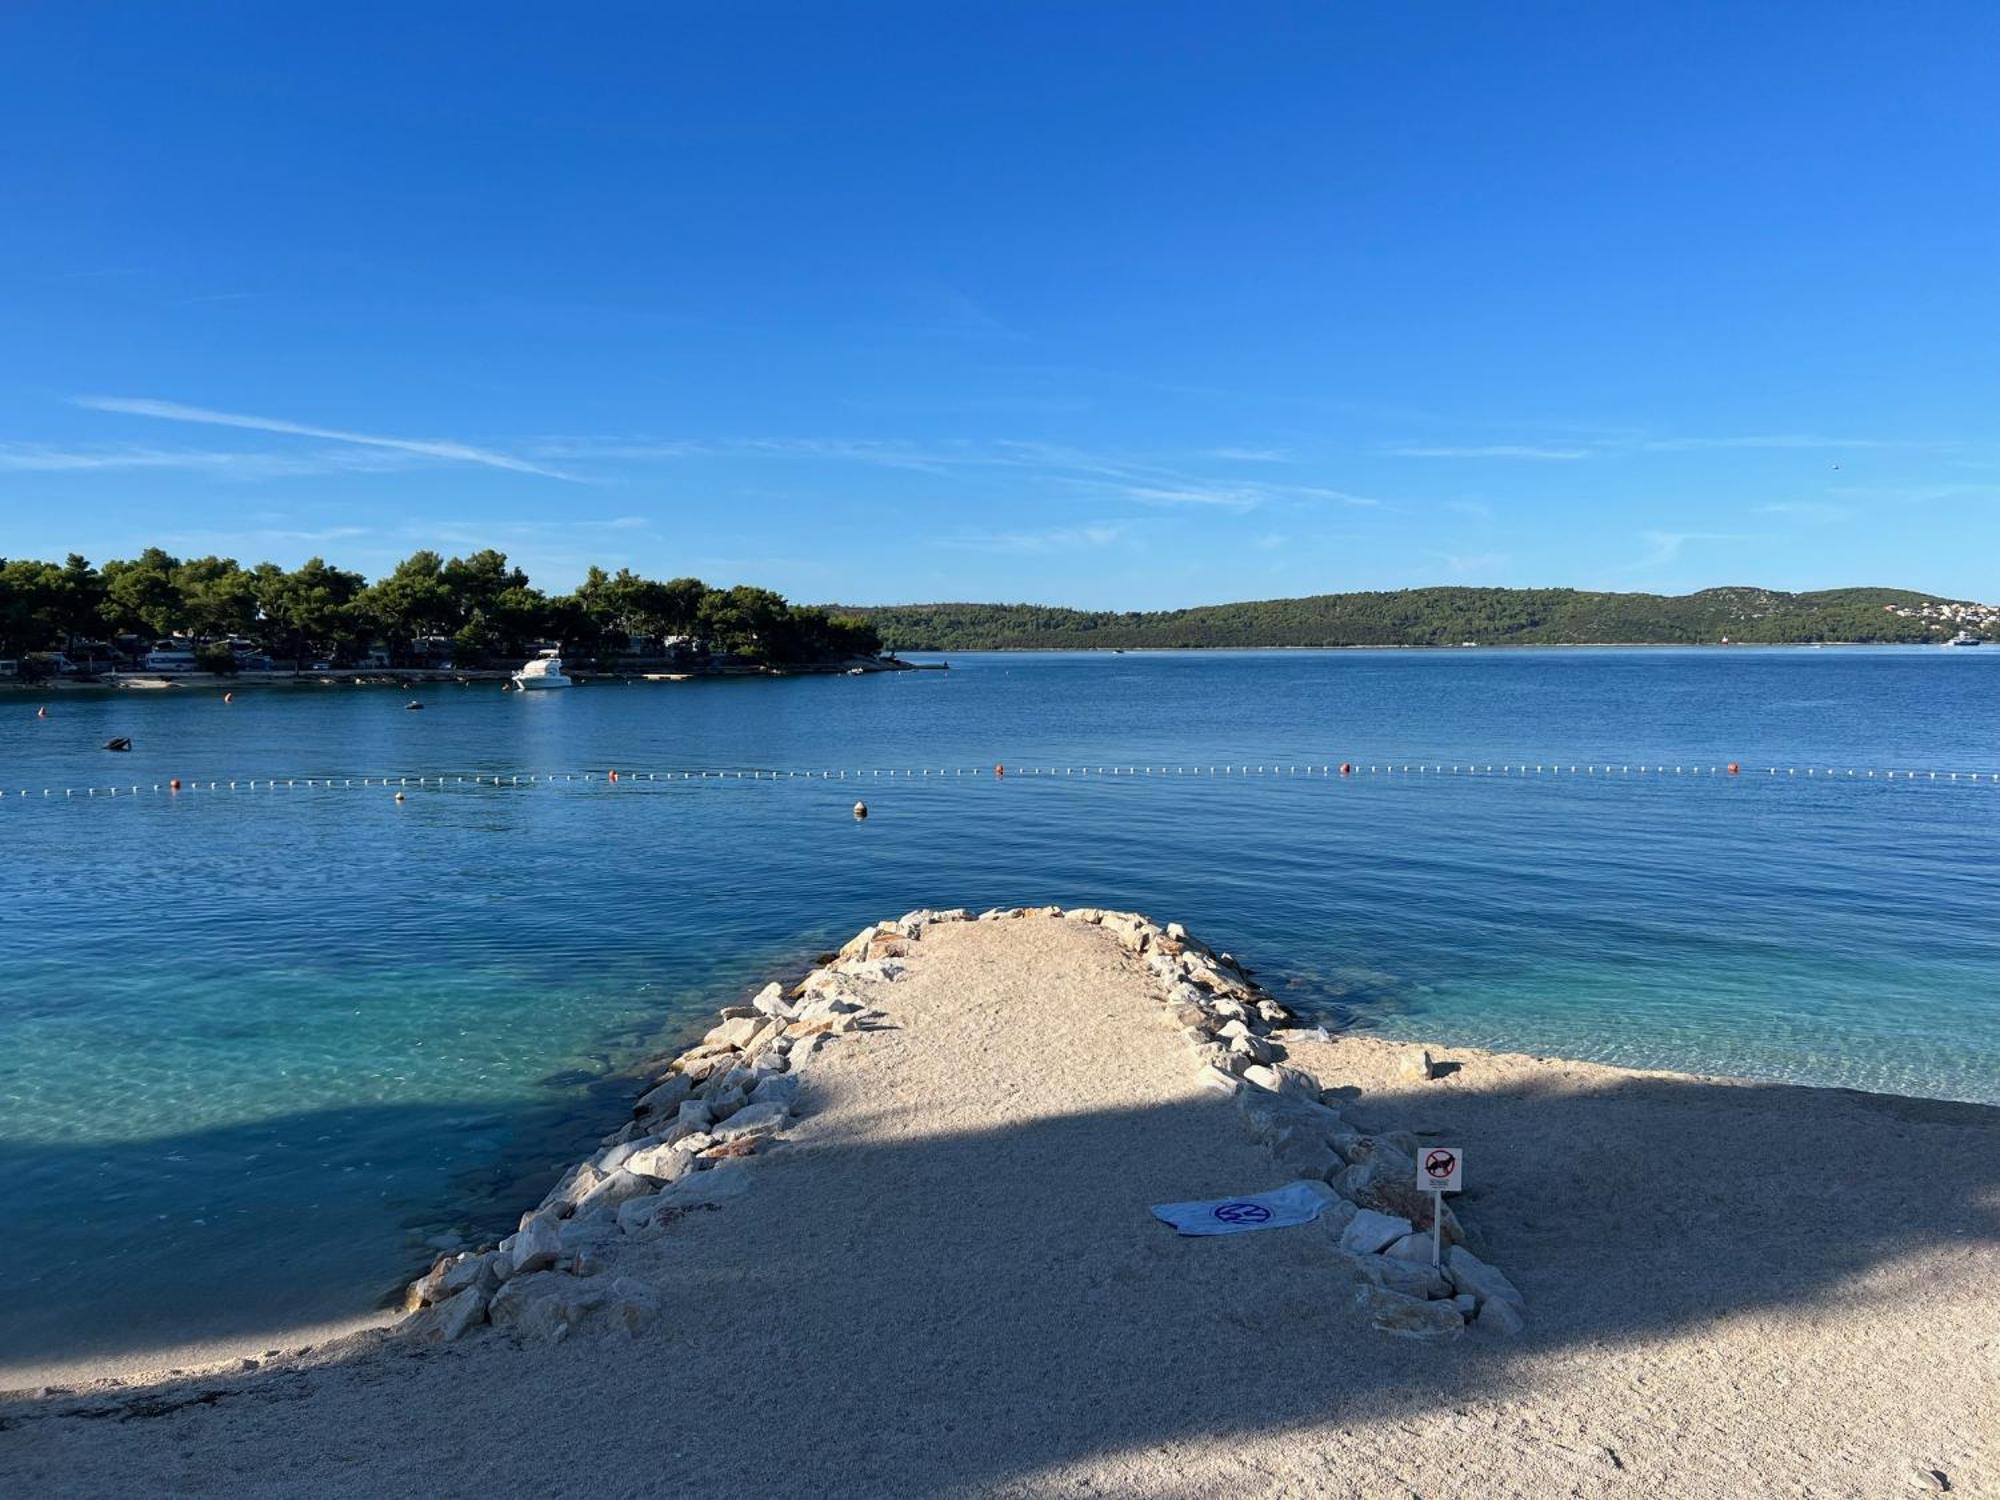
[608,769,619,782]
[994,763,1005,778]
[1340,762,1353,775]
[169,778,182,792]
[1727,762,1740,775]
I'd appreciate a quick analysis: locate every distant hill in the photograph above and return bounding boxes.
[824,587,1993,651]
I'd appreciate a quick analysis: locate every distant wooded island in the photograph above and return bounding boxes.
[829,587,1998,651]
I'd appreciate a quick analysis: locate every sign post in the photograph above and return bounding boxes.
[1418,1147,1462,1266]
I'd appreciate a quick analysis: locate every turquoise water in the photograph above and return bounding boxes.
[2,646,1998,1369]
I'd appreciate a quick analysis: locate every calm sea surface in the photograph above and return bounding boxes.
[2,646,1997,1369]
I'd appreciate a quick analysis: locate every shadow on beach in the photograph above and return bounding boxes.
[2,1054,1995,1495]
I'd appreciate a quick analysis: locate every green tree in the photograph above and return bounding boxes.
[253,558,366,667]
[100,548,187,638]
[173,556,260,639]
[360,550,454,654]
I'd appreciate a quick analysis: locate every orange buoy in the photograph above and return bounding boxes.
[1727,762,1740,775]
[608,769,619,782]
[994,763,1005,778]
[169,778,182,791]
[1339,762,1353,775]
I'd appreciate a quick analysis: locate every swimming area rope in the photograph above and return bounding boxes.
[9,760,2000,803]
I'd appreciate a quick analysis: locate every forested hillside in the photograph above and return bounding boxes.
[835,587,1986,650]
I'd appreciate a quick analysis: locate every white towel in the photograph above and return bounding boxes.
[1149,1180,1331,1237]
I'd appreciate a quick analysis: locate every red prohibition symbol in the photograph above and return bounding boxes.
[1424,1149,1457,1180]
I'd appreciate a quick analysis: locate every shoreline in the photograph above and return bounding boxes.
[0,655,939,693]
[7,910,1994,1396]
[5,908,1992,1495]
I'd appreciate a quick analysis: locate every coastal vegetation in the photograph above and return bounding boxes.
[0,549,880,671]
[833,586,1991,650]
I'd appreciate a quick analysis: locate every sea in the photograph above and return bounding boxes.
[2,645,1997,1373]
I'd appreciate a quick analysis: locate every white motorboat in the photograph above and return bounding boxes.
[512,649,574,689]
[1948,630,1981,646]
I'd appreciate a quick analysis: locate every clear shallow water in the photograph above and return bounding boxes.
[2,646,1997,1369]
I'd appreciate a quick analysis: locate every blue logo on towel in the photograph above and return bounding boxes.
[1212,1201,1271,1224]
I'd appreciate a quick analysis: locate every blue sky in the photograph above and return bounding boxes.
[3,3,1996,607]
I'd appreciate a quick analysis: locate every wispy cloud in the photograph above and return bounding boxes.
[938,522,1132,554]
[1636,434,1952,453]
[532,434,1386,512]
[1206,447,1290,463]
[1386,433,1962,462]
[0,443,423,478]
[74,396,579,480]
[1388,444,1589,461]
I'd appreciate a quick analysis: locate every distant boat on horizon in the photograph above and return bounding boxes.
[512,649,574,689]
[1948,630,1982,646]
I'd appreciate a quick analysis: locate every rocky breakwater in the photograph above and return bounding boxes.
[1088,907,1528,1341]
[397,919,926,1347]
[398,905,1525,1349]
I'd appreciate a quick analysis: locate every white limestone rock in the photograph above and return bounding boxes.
[408,1287,489,1343]
[624,1141,700,1183]
[1194,1064,1240,1095]
[836,957,907,983]
[711,1100,788,1143]
[1240,1064,1283,1093]
[657,1162,751,1207]
[489,1273,609,1343]
[1476,1293,1527,1335]
[508,1215,564,1274]
[1331,1249,1449,1300]
[633,1073,693,1121]
[572,1168,657,1217]
[749,1073,800,1112]
[1446,1245,1526,1312]
[1338,1208,1414,1255]
[1352,1285,1463,1340]
[440,1249,505,1299]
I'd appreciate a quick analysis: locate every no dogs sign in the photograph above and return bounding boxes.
[1418,1146,1463,1193]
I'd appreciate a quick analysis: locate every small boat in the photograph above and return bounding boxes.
[846,667,867,676]
[405,700,424,711]
[1948,630,1981,646]
[512,649,574,690]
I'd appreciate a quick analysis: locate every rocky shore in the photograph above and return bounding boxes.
[400,906,1525,1349]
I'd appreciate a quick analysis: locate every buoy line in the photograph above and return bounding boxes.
[7,760,2000,805]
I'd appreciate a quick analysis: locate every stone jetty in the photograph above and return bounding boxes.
[400,905,1526,1347]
